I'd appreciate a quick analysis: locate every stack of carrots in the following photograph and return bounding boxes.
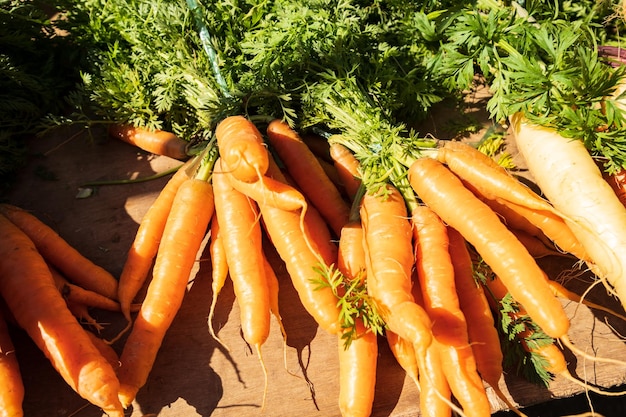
[3,114,626,417]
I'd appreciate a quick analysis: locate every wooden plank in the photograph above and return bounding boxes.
[5,126,626,416]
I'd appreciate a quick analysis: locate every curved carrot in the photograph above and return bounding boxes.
[215,115,269,183]
[329,142,362,202]
[117,176,215,407]
[213,159,271,351]
[108,123,188,160]
[258,185,342,335]
[207,215,229,349]
[0,214,123,416]
[266,119,350,237]
[360,185,432,356]
[225,169,307,212]
[0,309,24,417]
[411,206,490,417]
[0,204,119,302]
[408,157,570,340]
[118,157,195,323]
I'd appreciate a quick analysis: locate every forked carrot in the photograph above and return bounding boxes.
[108,123,189,160]
[0,213,123,416]
[118,156,195,324]
[213,159,271,405]
[408,157,570,340]
[215,115,269,183]
[225,169,307,213]
[359,185,432,357]
[411,205,490,417]
[0,309,24,417]
[0,204,119,301]
[266,119,350,236]
[386,330,419,386]
[329,142,363,202]
[117,168,215,407]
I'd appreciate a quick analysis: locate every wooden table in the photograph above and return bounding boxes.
[5,125,626,417]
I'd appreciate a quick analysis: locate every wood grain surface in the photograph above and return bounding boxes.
[4,125,626,417]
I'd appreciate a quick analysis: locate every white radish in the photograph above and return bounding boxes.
[510,112,626,311]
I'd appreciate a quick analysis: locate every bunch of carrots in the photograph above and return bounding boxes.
[4,114,626,417]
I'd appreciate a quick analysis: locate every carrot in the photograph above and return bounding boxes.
[336,217,378,417]
[359,185,432,356]
[0,204,119,301]
[0,309,23,417]
[224,169,307,212]
[85,330,120,373]
[207,215,229,349]
[509,228,569,259]
[49,264,124,314]
[213,159,271,367]
[338,321,378,417]
[0,213,124,417]
[118,157,195,324]
[408,157,570,340]
[329,142,362,202]
[257,183,342,335]
[510,113,626,315]
[117,173,215,407]
[386,330,419,385]
[547,279,626,322]
[262,254,287,343]
[301,132,332,162]
[447,228,529,416]
[108,123,188,160]
[266,119,350,236]
[215,115,269,183]
[411,205,490,417]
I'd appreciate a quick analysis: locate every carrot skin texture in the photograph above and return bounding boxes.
[0,310,24,417]
[412,206,490,417]
[336,219,378,417]
[360,186,432,352]
[408,158,570,339]
[0,204,119,301]
[117,178,214,407]
[0,214,124,417]
[329,143,362,201]
[213,160,271,347]
[216,115,269,183]
[108,124,188,160]
[50,265,123,313]
[118,158,193,321]
[266,119,350,237]
[447,228,504,389]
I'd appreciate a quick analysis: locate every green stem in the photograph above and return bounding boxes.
[80,164,183,187]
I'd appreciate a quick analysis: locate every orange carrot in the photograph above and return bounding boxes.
[412,205,490,417]
[117,174,215,407]
[435,140,561,215]
[118,157,195,323]
[85,330,120,373]
[408,157,570,340]
[266,119,350,236]
[258,185,342,335]
[108,123,188,160]
[302,132,332,162]
[0,309,24,417]
[360,185,432,357]
[215,115,269,183]
[49,264,124,314]
[0,213,123,416]
[213,159,271,351]
[207,215,229,348]
[225,169,307,212]
[262,254,287,342]
[0,204,119,301]
[329,142,362,202]
[509,228,568,259]
[336,218,378,417]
